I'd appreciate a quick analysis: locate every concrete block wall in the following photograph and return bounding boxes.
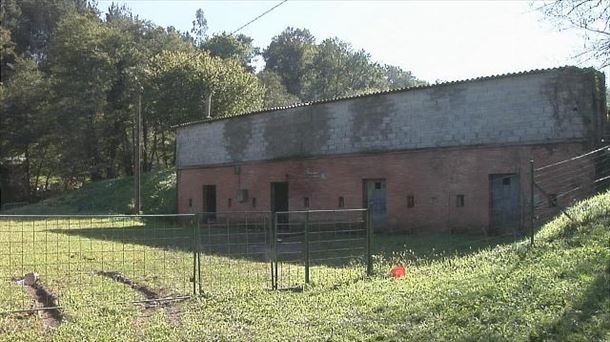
[177,67,603,169]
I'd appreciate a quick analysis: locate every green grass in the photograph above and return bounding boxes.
[0,192,608,341]
[5,168,177,215]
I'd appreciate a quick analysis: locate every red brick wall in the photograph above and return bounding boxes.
[177,143,586,233]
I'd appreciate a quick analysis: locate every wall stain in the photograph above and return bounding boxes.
[350,95,395,148]
[224,118,253,161]
[263,105,331,159]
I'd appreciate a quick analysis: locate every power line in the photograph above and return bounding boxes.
[231,0,288,35]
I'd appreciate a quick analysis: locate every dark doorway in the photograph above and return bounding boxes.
[202,185,217,222]
[271,182,289,224]
[363,179,387,229]
[490,174,521,234]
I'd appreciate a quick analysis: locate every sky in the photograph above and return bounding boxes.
[96,0,607,83]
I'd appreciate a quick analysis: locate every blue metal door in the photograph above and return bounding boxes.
[364,179,387,229]
[490,174,521,233]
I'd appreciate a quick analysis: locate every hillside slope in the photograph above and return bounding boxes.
[5,169,176,215]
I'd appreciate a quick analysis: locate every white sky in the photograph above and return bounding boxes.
[97,0,608,83]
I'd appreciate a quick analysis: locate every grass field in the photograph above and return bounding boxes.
[0,190,608,340]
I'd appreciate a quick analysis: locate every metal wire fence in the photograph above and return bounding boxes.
[532,145,610,235]
[272,209,371,290]
[194,209,373,293]
[0,209,373,313]
[196,211,273,294]
[0,215,197,314]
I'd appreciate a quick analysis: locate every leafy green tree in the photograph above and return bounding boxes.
[257,70,300,108]
[202,32,259,71]
[0,0,96,61]
[145,50,264,125]
[263,27,317,97]
[302,38,387,100]
[0,58,52,196]
[190,8,208,48]
[0,2,18,81]
[47,12,117,181]
[103,4,195,174]
[383,64,426,89]
[262,30,424,102]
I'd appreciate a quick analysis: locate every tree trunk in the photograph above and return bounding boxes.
[120,126,133,176]
[24,145,31,199]
[161,130,169,167]
[142,117,149,172]
[44,166,54,191]
[150,127,159,170]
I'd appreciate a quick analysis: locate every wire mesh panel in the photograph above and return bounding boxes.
[0,215,197,314]
[273,209,370,290]
[533,145,610,225]
[196,212,273,295]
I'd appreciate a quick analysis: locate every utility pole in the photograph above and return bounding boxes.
[530,159,534,246]
[134,85,142,214]
[205,92,213,119]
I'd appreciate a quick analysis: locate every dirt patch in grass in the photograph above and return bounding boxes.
[94,271,184,327]
[12,277,64,331]
[95,271,160,301]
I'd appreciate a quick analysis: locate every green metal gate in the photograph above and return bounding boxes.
[195,209,373,294]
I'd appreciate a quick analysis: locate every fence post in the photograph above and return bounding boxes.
[271,212,278,290]
[268,212,274,290]
[192,214,198,296]
[366,209,373,276]
[197,214,203,295]
[304,211,310,284]
[530,159,535,246]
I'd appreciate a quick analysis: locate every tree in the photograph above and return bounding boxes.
[263,27,317,97]
[146,50,263,123]
[301,37,388,100]
[202,32,259,71]
[47,12,117,182]
[257,70,300,108]
[536,0,610,67]
[382,64,426,89]
[262,30,425,102]
[0,1,18,81]
[103,4,195,173]
[0,0,97,62]
[190,8,208,48]
[0,58,53,196]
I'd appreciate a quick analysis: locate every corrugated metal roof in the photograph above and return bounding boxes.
[173,65,596,129]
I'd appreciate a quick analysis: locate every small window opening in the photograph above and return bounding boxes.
[338,196,345,208]
[304,197,310,208]
[407,195,415,208]
[375,182,382,189]
[252,197,257,208]
[188,198,193,207]
[456,195,465,207]
[228,198,232,208]
[237,189,249,202]
[502,177,511,185]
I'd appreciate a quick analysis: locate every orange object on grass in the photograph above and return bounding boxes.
[390,266,406,278]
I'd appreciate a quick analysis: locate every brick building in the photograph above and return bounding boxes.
[175,67,606,233]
